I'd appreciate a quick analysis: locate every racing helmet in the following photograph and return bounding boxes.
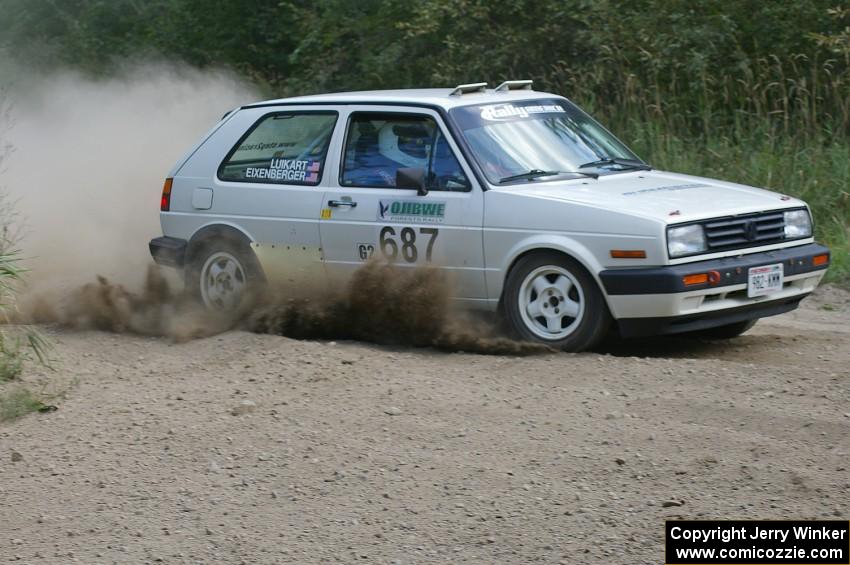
[378,121,433,168]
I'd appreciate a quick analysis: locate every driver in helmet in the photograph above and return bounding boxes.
[344,120,434,187]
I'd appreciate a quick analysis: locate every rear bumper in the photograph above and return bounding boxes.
[149,236,187,268]
[599,243,829,337]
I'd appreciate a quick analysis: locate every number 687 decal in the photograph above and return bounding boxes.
[378,226,439,263]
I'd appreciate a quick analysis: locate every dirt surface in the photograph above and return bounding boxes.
[1,286,849,564]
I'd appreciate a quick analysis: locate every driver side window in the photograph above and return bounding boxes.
[341,112,470,192]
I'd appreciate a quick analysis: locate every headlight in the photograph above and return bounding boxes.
[667,224,707,258]
[784,209,812,238]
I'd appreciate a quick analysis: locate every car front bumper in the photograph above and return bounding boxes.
[599,243,829,337]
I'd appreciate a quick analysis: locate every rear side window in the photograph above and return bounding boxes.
[218,111,338,185]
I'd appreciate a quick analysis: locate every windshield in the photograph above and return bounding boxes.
[450,98,645,185]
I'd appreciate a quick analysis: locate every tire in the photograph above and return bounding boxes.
[685,319,757,339]
[502,252,612,352]
[185,237,263,312]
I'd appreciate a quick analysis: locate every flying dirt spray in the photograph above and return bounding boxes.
[0,61,548,355]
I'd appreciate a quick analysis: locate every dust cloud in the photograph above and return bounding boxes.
[1,61,257,294]
[0,61,548,355]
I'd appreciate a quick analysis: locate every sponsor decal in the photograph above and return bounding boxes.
[622,183,708,196]
[236,141,294,152]
[245,159,321,183]
[480,103,565,121]
[320,208,332,220]
[378,200,446,224]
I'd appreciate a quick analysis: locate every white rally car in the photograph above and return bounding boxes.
[149,81,830,351]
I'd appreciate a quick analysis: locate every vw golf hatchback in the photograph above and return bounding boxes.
[150,81,830,351]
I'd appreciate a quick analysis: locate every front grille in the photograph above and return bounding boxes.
[702,210,788,252]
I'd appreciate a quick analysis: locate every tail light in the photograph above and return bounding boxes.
[160,178,173,211]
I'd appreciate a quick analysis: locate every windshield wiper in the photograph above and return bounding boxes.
[500,169,598,183]
[579,158,652,171]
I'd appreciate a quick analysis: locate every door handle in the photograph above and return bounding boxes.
[328,199,357,208]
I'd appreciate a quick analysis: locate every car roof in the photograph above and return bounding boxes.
[241,88,562,111]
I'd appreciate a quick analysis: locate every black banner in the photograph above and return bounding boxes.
[666,520,849,564]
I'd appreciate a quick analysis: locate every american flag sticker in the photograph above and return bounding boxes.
[306,172,319,183]
[307,160,321,172]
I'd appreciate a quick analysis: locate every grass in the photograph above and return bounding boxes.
[0,386,48,422]
[0,332,24,381]
[0,330,51,382]
[0,247,53,420]
[0,245,52,375]
[0,90,54,422]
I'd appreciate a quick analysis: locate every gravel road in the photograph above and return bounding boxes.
[2,286,849,564]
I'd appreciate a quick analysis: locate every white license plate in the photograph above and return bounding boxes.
[747,263,784,298]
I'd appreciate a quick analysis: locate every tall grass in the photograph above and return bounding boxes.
[0,387,46,422]
[0,197,51,381]
[0,89,51,421]
[0,244,51,381]
[557,50,850,139]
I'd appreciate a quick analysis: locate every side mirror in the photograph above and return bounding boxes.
[396,167,428,196]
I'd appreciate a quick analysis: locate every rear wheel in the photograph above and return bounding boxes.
[503,252,611,352]
[186,238,262,311]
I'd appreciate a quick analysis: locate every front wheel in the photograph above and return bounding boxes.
[186,239,262,311]
[502,252,611,352]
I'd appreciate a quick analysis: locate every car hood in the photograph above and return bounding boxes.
[495,170,805,224]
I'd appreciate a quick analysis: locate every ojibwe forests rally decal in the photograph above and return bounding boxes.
[245,158,321,183]
[378,200,447,224]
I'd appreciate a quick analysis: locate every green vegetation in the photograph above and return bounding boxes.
[0,237,51,420]
[0,331,26,381]
[0,90,51,421]
[0,386,48,422]
[0,0,847,279]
